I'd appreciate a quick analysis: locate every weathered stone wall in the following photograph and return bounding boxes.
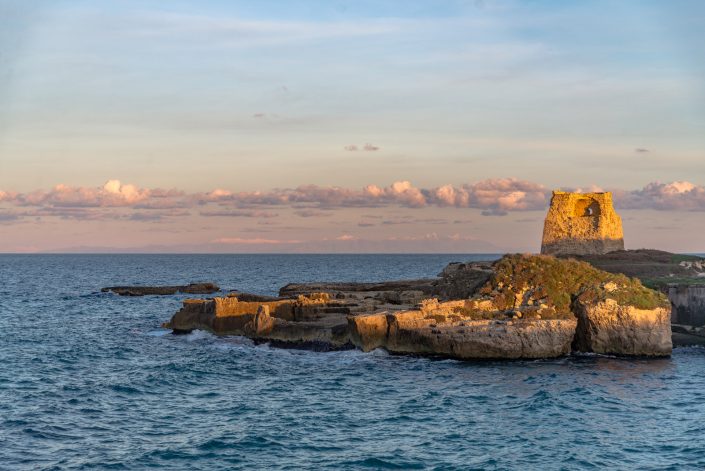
[541,191,624,256]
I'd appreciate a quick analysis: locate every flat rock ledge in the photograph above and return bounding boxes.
[163,255,672,360]
[102,282,220,296]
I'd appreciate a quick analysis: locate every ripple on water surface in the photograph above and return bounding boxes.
[1,254,704,470]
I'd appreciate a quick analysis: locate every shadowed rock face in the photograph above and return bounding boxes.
[163,255,671,359]
[669,286,705,326]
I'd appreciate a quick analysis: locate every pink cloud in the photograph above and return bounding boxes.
[212,237,301,245]
[335,234,357,241]
[199,210,279,218]
[614,181,705,211]
[294,210,332,217]
[2,179,703,227]
[8,180,152,208]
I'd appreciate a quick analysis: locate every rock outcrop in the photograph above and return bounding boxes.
[279,261,493,304]
[570,249,705,329]
[164,255,671,359]
[348,310,577,360]
[541,191,624,256]
[102,282,220,296]
[572,299,672,356]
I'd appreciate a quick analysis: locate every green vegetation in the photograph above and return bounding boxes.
[451,304,575,321]
[573,250,704,287]
[670,254,705,264]
[450,306,502,320]
[641,276,705,290]
[481,254,669,312]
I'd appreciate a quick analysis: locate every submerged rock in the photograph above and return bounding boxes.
[163,255,672,359]
[102,282,220,296]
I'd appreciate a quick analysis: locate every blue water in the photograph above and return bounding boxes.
[1,254,704,470]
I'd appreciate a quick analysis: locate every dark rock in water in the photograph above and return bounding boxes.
[102,282,220,296]
[227,292,287,302]
[164,255,672,359]
[671,325,705,346]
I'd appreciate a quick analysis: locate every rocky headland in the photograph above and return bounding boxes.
[163,254,672,360]
[155,189,702,358]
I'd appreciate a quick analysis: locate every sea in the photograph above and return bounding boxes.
[1,254,704,470]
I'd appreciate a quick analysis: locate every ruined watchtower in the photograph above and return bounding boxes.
[540,191,624,256]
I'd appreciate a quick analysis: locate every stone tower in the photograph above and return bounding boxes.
[541,191,624,256]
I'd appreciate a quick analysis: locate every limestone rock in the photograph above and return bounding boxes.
[163,254,671,359]
[347,313,389,352]
[386,317,577,360]
[572,299,672,356]
[245,305,275,336]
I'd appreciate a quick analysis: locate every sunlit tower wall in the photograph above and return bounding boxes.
[541,191,624,256]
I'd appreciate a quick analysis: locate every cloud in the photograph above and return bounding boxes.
[385,232,440,241]
[0,211,21,221]
[4,178,546,213]
[363,180,427,207]
[212,237,301,245]
[635,148,649,153]
[459,178,548,213]
[124,11,405,46]
[614,181,705,211]
[382,217,447,225]
[2,179,704,226]
[516,217,539,223]
[199,210,279,218]
[8,180,152,208]
[382,219,413,225]
[345,143,380,152]
[128,209,191,221]
[0,190,18,202]
[481,208,508,216]
[294,210,332,218]
[128,212,166,222]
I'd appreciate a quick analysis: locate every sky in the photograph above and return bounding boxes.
[0,0,704,253]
